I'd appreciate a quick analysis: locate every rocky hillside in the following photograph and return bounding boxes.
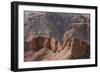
[24,11,90,61]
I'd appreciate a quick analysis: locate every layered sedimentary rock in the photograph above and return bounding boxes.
[24,11,90,61]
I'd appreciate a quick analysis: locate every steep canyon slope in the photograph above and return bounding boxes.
[24,11,90,61]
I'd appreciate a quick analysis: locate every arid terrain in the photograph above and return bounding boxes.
[24,11,90,61]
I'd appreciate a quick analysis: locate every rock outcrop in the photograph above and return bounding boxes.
[24,37,90,61]
[24,11,90,61]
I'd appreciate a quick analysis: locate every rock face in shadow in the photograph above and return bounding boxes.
[70,38,90,59]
